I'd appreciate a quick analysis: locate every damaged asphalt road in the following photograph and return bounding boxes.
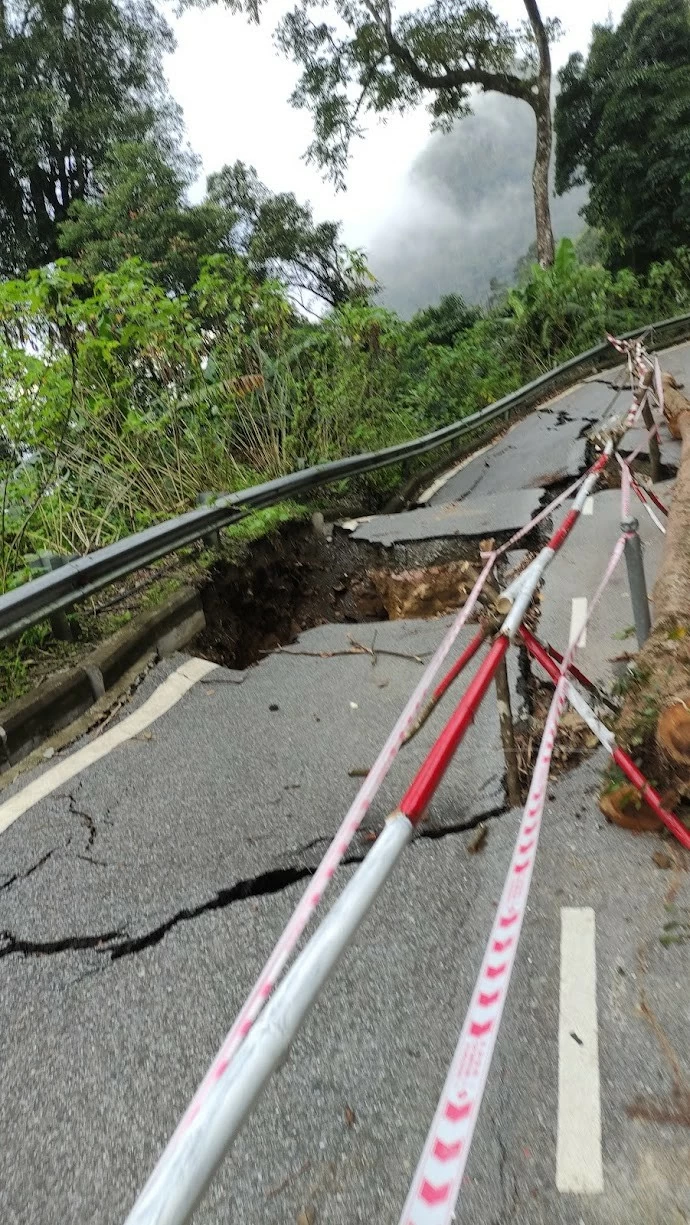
[1,352,690,1225]
[0,618,511,952]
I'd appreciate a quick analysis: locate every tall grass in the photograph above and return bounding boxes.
[3,242,690,594]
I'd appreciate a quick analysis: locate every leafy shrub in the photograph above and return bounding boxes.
[3,238,690,593]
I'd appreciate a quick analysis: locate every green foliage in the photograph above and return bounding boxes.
[207,160,375,308]
[226,502,310,544]
[57,149,371,308]
[3,237,690,600]
[0,0,181,277]
[0,256,422,590]
[494,237,690,372]
[58,143,233,294]
[555,0,690,270]
[410,294,481,347]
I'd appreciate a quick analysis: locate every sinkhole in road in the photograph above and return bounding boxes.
[190,517,603,802]
[192,519,493,671]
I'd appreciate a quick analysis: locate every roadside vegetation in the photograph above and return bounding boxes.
[2,0,690,748]
[4,240,690,598]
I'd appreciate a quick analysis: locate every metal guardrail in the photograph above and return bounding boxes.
[2,310,690,645]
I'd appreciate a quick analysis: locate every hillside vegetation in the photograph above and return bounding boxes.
[3,239,690,598]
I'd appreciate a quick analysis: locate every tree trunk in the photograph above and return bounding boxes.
[523,0,555,267]
[532,96,555,267]
[602,398,690,827]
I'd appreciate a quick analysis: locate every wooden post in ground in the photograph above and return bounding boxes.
[495,655,521,807]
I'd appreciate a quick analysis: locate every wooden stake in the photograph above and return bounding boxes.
[495,655,521,807]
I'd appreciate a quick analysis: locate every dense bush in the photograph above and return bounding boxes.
[3,238,690,594]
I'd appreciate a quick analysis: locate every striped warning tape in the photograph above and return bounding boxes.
[617,456,667,533]
[145,555,499,1159]
[161,460,604,1148]
[399,675,568,1225]
[399,528,629,1224]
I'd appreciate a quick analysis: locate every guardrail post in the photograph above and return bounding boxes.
[195,493,221,551]
[27,552,76,642]
[621,517,652,647]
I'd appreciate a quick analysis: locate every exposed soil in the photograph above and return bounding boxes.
[190,514,609,807]
[193,521,495,671]
[514,673,605,797]
[584,439,679,487]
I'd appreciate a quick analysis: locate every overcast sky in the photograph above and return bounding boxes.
[165,1,628,257]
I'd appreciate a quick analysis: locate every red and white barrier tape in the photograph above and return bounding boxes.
[196,347,652,1129]
[399,676,567,1225]
[487,470,588,561]
[170,463,606,1135]
[161,555,498,1151]
[606,332,628,355]
[520,630,690,851]
[399,531,628,1225]
[617,456,666,534]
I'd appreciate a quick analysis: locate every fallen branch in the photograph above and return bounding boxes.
[262,644,429,664]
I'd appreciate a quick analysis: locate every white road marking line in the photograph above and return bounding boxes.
[582,496,594,516]
[556,907,604,1194]
[0,657,216,837]
[569,597,588,648]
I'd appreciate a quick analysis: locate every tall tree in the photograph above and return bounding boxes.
[240,0,559,266]
[58,148,371,306]
[59,142,233,293]
[207,160,374,307]
[0,0,180,276]
[555,0,690,271]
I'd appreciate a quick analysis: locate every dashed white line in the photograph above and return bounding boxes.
[0,657,216,837]
[556,907,604,1194]
[569,597,588,648]
[582,496,594,516]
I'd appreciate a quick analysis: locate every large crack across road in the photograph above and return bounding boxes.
[587,377,628,391]
[0,804,508,965]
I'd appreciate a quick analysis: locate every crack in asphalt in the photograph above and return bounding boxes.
[109,859,366,960]
[577,416,599,439]
[0,804,509,964]
[416,803,508,841]
[0,927,126,957]
[588,377,627,391]
[62,791,97,849]
[0,846,61,893]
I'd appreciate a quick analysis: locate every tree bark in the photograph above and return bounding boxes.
[523,0,555,266]
[532,95,555,267]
